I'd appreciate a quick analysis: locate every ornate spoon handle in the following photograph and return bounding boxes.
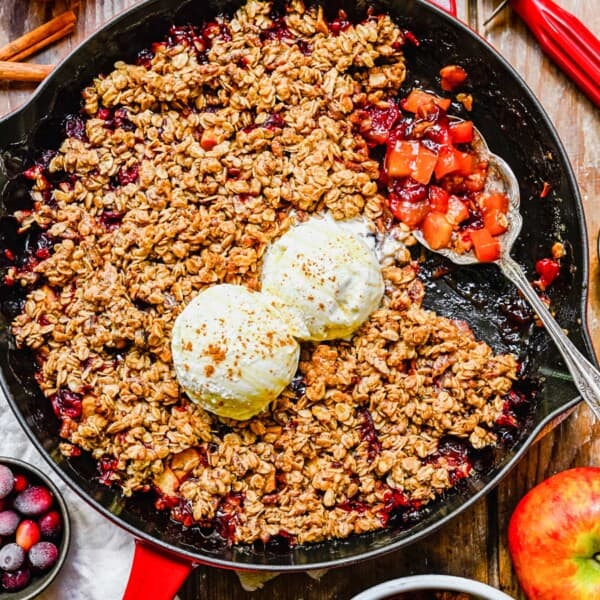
[499,255,600,420]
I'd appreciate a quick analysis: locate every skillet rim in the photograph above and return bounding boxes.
[0,0,594,572]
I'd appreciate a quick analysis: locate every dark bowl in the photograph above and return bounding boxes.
[0,457,70,599]
[0,0,594,572]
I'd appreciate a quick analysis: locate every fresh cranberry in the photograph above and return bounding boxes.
[15,520,41,551]
[13,474,28,493]
[0,465,14,499]
[28,541,59,571]
[0,511,20,536]
[38,510,62,540]
[1,568,30,591]
[0,543,25,572]
[14,486,53,517]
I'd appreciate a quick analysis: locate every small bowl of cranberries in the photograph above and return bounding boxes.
[0,458,70,599]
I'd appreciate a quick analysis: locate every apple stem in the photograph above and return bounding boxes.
[595,552,600,564]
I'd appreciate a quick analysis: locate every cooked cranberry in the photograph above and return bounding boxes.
[290,375,306,397]
[500,297,533,328]
[32,233,55,260]
[260,17,293,42]
[98,456,118,486]
[15,520,41,551]
[213,492,244,544]
[50,389,83,420]
[387,118,414,143]
[403,29,420,46]
[338,499,369,513]
[99,211,123,231]
[97,108,112,121]
[359,408,382,460]
[297,40,311,55]
[118,164,139,186]
[361,102,400,145]
[535,258,560,288]
[23,165,44,181]
[63,114,87,141]
[171,500,194,528]
[423,117,451,147]
[36,149,57,172]
[136,47,154,68]
[388,177,428,204]
[329,10,352,36]
[458,206,484,230]
[263,113,285,129]
[166,25,203,50]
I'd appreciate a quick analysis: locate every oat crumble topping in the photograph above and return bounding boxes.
[10,0,517,545]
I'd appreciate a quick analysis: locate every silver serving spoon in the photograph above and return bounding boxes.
[413,119,600,419]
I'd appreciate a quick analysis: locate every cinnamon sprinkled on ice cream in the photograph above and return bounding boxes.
[171,284,299,420]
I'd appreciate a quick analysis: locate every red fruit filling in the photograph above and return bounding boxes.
[357,86,509,260]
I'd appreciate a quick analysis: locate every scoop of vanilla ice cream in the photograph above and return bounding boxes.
[171,284,300,420]
[261,216,384,341]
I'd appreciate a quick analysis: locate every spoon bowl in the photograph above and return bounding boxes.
[414,118,600,420]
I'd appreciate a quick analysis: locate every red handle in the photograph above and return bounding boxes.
[511,0,600,106]
[122,540,195,600]
[427,0,458,17]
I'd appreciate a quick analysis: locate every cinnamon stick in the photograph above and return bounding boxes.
[0,10,77,62]
[8,23,75,63]
[0,62,54,82]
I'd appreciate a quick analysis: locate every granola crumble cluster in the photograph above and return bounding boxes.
[10,0,517,545]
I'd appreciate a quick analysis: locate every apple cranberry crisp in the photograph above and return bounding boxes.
[9,0,517,545]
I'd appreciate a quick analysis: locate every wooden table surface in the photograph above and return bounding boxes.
[1,1,598,598]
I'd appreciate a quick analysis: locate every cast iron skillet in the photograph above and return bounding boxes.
[0,0,595,596]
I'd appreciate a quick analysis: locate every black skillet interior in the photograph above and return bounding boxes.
[0,0,593,571]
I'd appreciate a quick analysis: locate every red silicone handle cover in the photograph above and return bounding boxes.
[122,540,194,600]
[511,0,600,106]
[427,0,458,17]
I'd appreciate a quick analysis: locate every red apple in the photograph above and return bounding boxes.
[508,467,600,599]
